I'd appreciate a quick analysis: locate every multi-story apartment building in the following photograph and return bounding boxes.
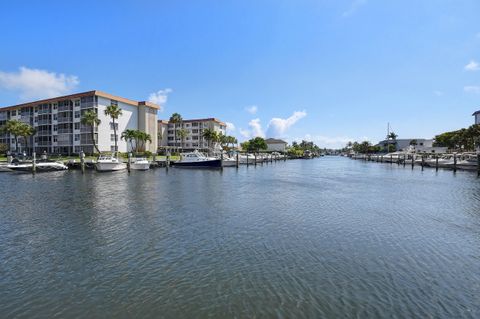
[0,90,159,154]
[473,110,480,125]
[158,118,226,151]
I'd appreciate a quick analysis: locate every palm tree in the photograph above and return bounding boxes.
[104,104,123,155]
[0,119,23,153]
[169,113,182,152]
[177,128,188,151]
[81,110,101,154]
[121,129,137,153]
[19,123,36,155]
[137,131,152,152]
[202,128,217,154]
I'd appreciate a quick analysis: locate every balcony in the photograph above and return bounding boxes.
[58,128,72,134]
[36,130,52,136]
[57,117,72,123]
[37,119,51,125]
[58,106,72,112]
[36,141,51,146]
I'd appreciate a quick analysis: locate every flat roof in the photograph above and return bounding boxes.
[158,118,226,125]
[472,110,480,116]
[265,138,287,144]
[0,90,160,111]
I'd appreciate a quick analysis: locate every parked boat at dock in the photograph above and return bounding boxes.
[172,150,222,168]
[130,158,150,170]
[7,160,68,172]
[95,155,127,172]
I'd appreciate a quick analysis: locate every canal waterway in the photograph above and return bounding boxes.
[0,157,479,318]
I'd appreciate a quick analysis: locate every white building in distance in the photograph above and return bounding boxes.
[158,118,226,151]
[265,138,288,152]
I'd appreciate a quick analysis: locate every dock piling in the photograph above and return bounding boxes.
[453,153,457,173]
[127,152,131,173]
[80,151,85,174]
[236,153,239,168]
[32,152,36,174]
[435,155,439,172]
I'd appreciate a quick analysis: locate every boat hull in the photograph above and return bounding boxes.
[96,162,127,171]
[131,162,150,170]
[172,159,222,168]
[222,160,237,167]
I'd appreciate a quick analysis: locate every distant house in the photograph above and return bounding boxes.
[265,138,287,152]
[473,110,480,125]
[376,138,447,153]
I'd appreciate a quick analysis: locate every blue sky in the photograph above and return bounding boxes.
[0,0,479,148]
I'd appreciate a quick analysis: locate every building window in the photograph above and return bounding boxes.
[110,134,117,141]
[74,123,80,130]
[53,125,58,131]
[53,114,57,120]
[53,136,57,142]
[192,122,198,127]
[111,100,118,107]
[74,100,80,107]
[192,136,199,140]
[75,134,80,141]
[11,110,16,116]
[74,111,80,118]
[109,122,118,130]
[110,146,118,151]
[53,104,57,110]
[192,129,198,133]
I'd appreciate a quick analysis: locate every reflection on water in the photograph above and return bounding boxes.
[1,158,479,318]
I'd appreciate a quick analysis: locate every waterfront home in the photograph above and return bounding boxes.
[0,91,159,154]
[265,138,288,152]
[158,118,226,151]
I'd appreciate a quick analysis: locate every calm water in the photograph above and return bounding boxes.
[1,157,479,318]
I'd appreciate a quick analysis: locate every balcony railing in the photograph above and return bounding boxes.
[57,129,72,134]
[37,119,51,125]
[57,117,72,123]
[36,141,51,146]
[58,106,73,112]
[36,130,52,136]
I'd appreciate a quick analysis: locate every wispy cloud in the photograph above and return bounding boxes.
[464,85,480,94]
[464,60,480,71]
[0,66,79,101]
[245,105,258,114]
[148,88,172,110]
[342,0,367,17]
[267,110,307,137]
[225,122,236,132]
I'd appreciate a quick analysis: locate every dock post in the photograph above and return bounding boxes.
[381,155,383,163]
[411,155,414,169]
[236,152,239,168]
[80,151,85,174]
[127,152,131,173]
[421,155,425,170]
[246,153,249,167]
[453,153,457,173]
[477,153,480,177]
[436,155,439,172]
[220,152,224,170]
[403,154,406,167]
[254,153,257,166]
[32,152,36,174]
[166,151,170,171]
[153,154,156,168]
[390,154,393,164]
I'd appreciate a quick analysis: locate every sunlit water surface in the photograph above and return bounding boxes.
[1,157,479,318]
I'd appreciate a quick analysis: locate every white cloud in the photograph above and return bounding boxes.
[225,122,236,132]
[464,85,480,93]
[267,110,307,137]
[0,66,79,100]
[434,90,444,96]
[249,118,264,137]
[464,60,480,71]
[342,0,367,17]
[245,105,258,114]
[148,88,172,110]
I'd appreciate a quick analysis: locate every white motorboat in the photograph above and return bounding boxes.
[130,157,150,170]
[0,163,11,172]
[7,160,68,172]
[172,150,222,168]
[95,155,127,172]
[456,154,478,170]
[221,156,237,167]
[238,153,256,164]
